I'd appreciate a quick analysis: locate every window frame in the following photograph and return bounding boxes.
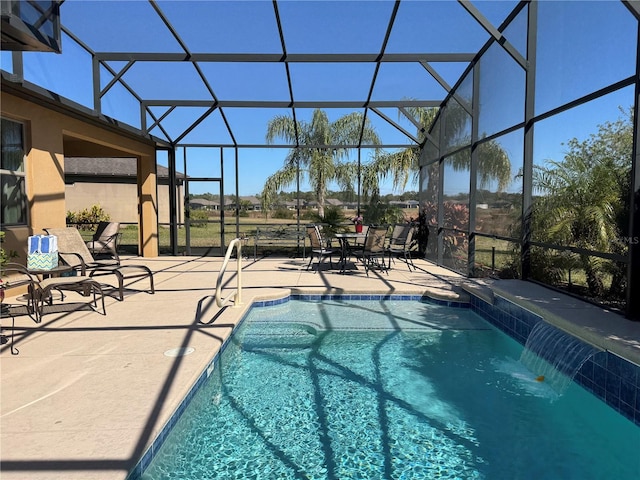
[1,117,28,226]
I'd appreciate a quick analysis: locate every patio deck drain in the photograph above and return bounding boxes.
[164,347,195,357]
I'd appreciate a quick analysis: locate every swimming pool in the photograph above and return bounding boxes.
[139,299,640,479]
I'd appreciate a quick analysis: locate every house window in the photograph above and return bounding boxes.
[1,118,27,225]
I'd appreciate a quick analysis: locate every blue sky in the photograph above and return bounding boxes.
[0,1,636,197]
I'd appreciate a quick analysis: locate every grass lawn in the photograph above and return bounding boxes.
[114,209,420,253]
[97,215,522,262]
[474,236,516,273]
[114,218,309,255]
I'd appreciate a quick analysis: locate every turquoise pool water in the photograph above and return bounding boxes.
[141,300,640,479]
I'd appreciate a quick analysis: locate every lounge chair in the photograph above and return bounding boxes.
[86,221,121,263]
[2,262,106,323]
[44,227,154,301]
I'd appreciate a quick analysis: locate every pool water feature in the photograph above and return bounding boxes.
[520,321,601,394]
[139,299,640,479]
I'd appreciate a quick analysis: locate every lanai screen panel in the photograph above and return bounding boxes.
[43,0,495,150]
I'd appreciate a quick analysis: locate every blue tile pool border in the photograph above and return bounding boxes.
[127,292,640,479]
[290,293,468,309]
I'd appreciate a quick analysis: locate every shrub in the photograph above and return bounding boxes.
[188,209,209,228]
[419,201,470,231]
[66,205,110,231]
[308,205,346,237]
[300,210,317,221]
[1,231,18,273]
[272,208,295,220]
[364,202,404,225]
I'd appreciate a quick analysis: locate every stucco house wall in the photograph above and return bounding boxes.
[1,89,159,261]
[64,157,184,225]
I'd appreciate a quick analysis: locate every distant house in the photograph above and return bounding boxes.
[242,196,262,211]
[225,196,262,211]
[490,200,514,210]
[65,157,185,224]
[390,200,419,209]
[189,198,219,211]
[306,198,345,210]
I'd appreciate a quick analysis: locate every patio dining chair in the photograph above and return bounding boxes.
[386,223,417,271]
[44,227,154,301]
[359,225,390,277]
[351,225,368,248]
[86,221,121,263]
[306,225,337,272]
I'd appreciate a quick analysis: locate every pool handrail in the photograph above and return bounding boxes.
[215,238,243,308]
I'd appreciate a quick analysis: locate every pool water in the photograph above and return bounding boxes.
[141,300,640,479]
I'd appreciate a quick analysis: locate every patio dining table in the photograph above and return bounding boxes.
[333,233,366,273]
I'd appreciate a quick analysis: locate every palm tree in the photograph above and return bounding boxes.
[361,106,438,200]
[531,111,632,297]
[262,109,381,217]
[360,105,512,199]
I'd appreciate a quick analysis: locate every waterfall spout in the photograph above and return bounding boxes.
[520,321,600,395]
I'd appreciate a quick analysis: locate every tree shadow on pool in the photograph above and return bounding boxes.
[209,302,483,479]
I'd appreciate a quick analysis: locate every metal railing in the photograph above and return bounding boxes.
[215,238,243,308]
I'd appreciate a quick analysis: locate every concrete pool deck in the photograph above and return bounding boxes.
[1,255,639,480]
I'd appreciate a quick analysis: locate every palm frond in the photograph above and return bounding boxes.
[260,165,299,210]
[266,115,299,144]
